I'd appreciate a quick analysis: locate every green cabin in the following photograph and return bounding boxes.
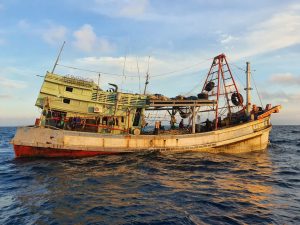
[35,72,148,134]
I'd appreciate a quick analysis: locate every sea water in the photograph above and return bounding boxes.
[0,126,299,224]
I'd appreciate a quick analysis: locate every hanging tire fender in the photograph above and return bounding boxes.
[231,92,244,106]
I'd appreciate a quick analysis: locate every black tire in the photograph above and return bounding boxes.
[205,81,215,92]
[231,92,243,106]
[197,92,208,99]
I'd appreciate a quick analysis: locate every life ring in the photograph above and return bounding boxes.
[205,81,215,92]
[133,128,141,135]
[231,92,243,106]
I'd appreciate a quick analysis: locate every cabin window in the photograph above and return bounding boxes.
[121,116,124,123]
[63,98,71,104]
[66,86,73,92]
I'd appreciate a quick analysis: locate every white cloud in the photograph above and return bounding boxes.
[42,24,67,45]
[220,34,238,44]
[73,24,115,53]
[270,73,300,85]
[259,89,300,123]
[259,89,300,125]
[0,77,27,89]
[261,90,300,103]
[16,20,68,45]
[119,0,148,17]
[225,3,300,59]
[92,0,149,19]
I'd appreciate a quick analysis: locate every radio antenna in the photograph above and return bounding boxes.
[51,41,66,73]
[143,56,151,95]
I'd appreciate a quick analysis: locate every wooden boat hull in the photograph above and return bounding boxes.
[12,117,272,158]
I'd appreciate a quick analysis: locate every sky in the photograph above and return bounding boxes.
[0,0,300,126]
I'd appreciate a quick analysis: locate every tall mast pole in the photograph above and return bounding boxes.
[143,56,150,95]
[245,62,251,115]
[51,41,66,74]
[96,73,101,100]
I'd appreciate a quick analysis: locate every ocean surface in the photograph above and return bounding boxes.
[0,126,299,225]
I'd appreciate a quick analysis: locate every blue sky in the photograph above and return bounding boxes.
[0,0,299,125]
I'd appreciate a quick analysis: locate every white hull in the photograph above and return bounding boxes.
[11,117,272,157]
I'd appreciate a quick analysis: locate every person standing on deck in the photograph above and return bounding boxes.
[154,121,160,134]
[179,119,184,129]
[170,115,176,129]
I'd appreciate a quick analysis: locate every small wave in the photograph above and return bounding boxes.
[271,140,288,144]
[278,170,299,176]
[8,175,34,182]
[291,130,300,134]
[84,177,102,185]
[86,206,110,215]
[273,181,293,189]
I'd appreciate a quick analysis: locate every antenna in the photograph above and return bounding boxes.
[97,73,101,87]
[143,56,151,95]
[51,41,66,74]
[121,55,127,90]
[96,73,101,100]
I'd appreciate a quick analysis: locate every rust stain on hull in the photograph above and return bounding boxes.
[14,145,117,158]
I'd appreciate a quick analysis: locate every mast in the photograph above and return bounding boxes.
[96,73,101,100]
[245,62,252,115]
[51,41,66,73]
[143,56,150,95]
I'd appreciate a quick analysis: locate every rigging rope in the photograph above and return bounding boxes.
[231,63,246,72]
[57,57,213,79]
[229,63,246,88]
[183,71,208,96]
[251,71,264,107]
[151,57,213,77]
[57,64,134,77]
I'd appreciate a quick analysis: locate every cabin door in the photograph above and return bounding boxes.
[133,108,142,126]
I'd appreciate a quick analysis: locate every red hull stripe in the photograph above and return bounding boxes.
[14,145,116,158]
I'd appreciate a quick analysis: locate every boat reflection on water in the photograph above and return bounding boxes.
[9,151,281,224]
[143,151,277,223]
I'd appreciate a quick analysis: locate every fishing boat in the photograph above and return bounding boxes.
[11,53,281,157]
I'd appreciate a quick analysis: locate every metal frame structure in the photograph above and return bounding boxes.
[202,54,244,130]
